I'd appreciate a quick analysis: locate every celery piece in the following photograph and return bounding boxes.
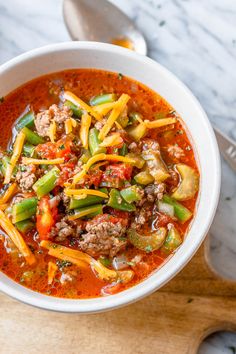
[90,93,116,106]
[33,167,60,198]
[69,188,108,209]
[119,144,128,156]
[162,195,192,223]
[23,143,35,157]
[88,128,106,156]
[21,127,44,145]
[128,227,167,252]
[64,100,82,117]
[16,111,35,131]
[12,197,38,223]
[72,204,103,219]
[107,189,136,212]
[15,219,35,233]
[162,225,182,253]
[120,186,143,204]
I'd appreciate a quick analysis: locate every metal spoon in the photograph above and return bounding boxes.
[63,0,236,172]
[63,0,147,55]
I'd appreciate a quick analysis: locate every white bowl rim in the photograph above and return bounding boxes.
[0,41,221,313]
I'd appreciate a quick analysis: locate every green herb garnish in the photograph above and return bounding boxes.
[145,245,153,253]
[99,257,112,267]
[56,260,72,269]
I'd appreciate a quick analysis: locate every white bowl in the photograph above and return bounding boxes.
[0,42,220,313]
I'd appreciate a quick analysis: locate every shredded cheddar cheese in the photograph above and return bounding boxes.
[71,118,78,128]
[72,153,135,184]
[68,205,103,221]
[64,189,108,198]
[49,120,57,143]
[41,240,91,266]
[98,94,130,140]
[40,241,118,281]
[22,157,64,165]
[65,118,73,134]
[48,262,58,285]
[99,133,123,147]
[114,121,124,130]
[93,102,116,116]
[0,183,18,205]
[64,91,102,121]
[0,210,36,265]
[4,131,25,184]
[80,113,91,149]
[144,118,176,129]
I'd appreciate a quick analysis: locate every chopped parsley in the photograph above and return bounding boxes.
[69,238,77,246]
[118,73,123,80]
[186,145,192,151]
[145,245,153,253]
[56,260,72,270]
[58,144,65,150]
[99,257,111,267]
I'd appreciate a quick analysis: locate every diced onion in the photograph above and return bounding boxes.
[157,201,174,217]
[112,255,128,270]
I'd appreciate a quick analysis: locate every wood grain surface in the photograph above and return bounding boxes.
[0,238,235,354]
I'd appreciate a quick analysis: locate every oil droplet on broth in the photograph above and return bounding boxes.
[111,37,134,50]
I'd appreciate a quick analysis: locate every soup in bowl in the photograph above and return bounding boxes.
[0,42,220,312]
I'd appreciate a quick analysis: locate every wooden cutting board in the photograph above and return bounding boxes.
[0,237,236,354]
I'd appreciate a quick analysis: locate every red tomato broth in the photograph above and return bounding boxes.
[0,69,199,299]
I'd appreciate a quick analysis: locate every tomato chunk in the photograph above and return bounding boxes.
[35,142,56,159]
[36,196,57,240]
[56,138,72,159]
[102,163,133,187]
[35,138,72,161]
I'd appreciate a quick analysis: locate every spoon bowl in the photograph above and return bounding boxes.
[63,0,147,55]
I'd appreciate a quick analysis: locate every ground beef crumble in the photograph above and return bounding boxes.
[131,202,152,230]
[50,216,83,242]
[144,183,165,202]
[79,220,127,258]
[35,104,72,137]
[15,164,37,192]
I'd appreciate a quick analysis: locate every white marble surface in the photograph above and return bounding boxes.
[0,0,236,352]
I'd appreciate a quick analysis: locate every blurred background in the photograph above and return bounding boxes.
[0,0,236,353]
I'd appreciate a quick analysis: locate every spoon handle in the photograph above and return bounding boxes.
[214,126,236,173]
